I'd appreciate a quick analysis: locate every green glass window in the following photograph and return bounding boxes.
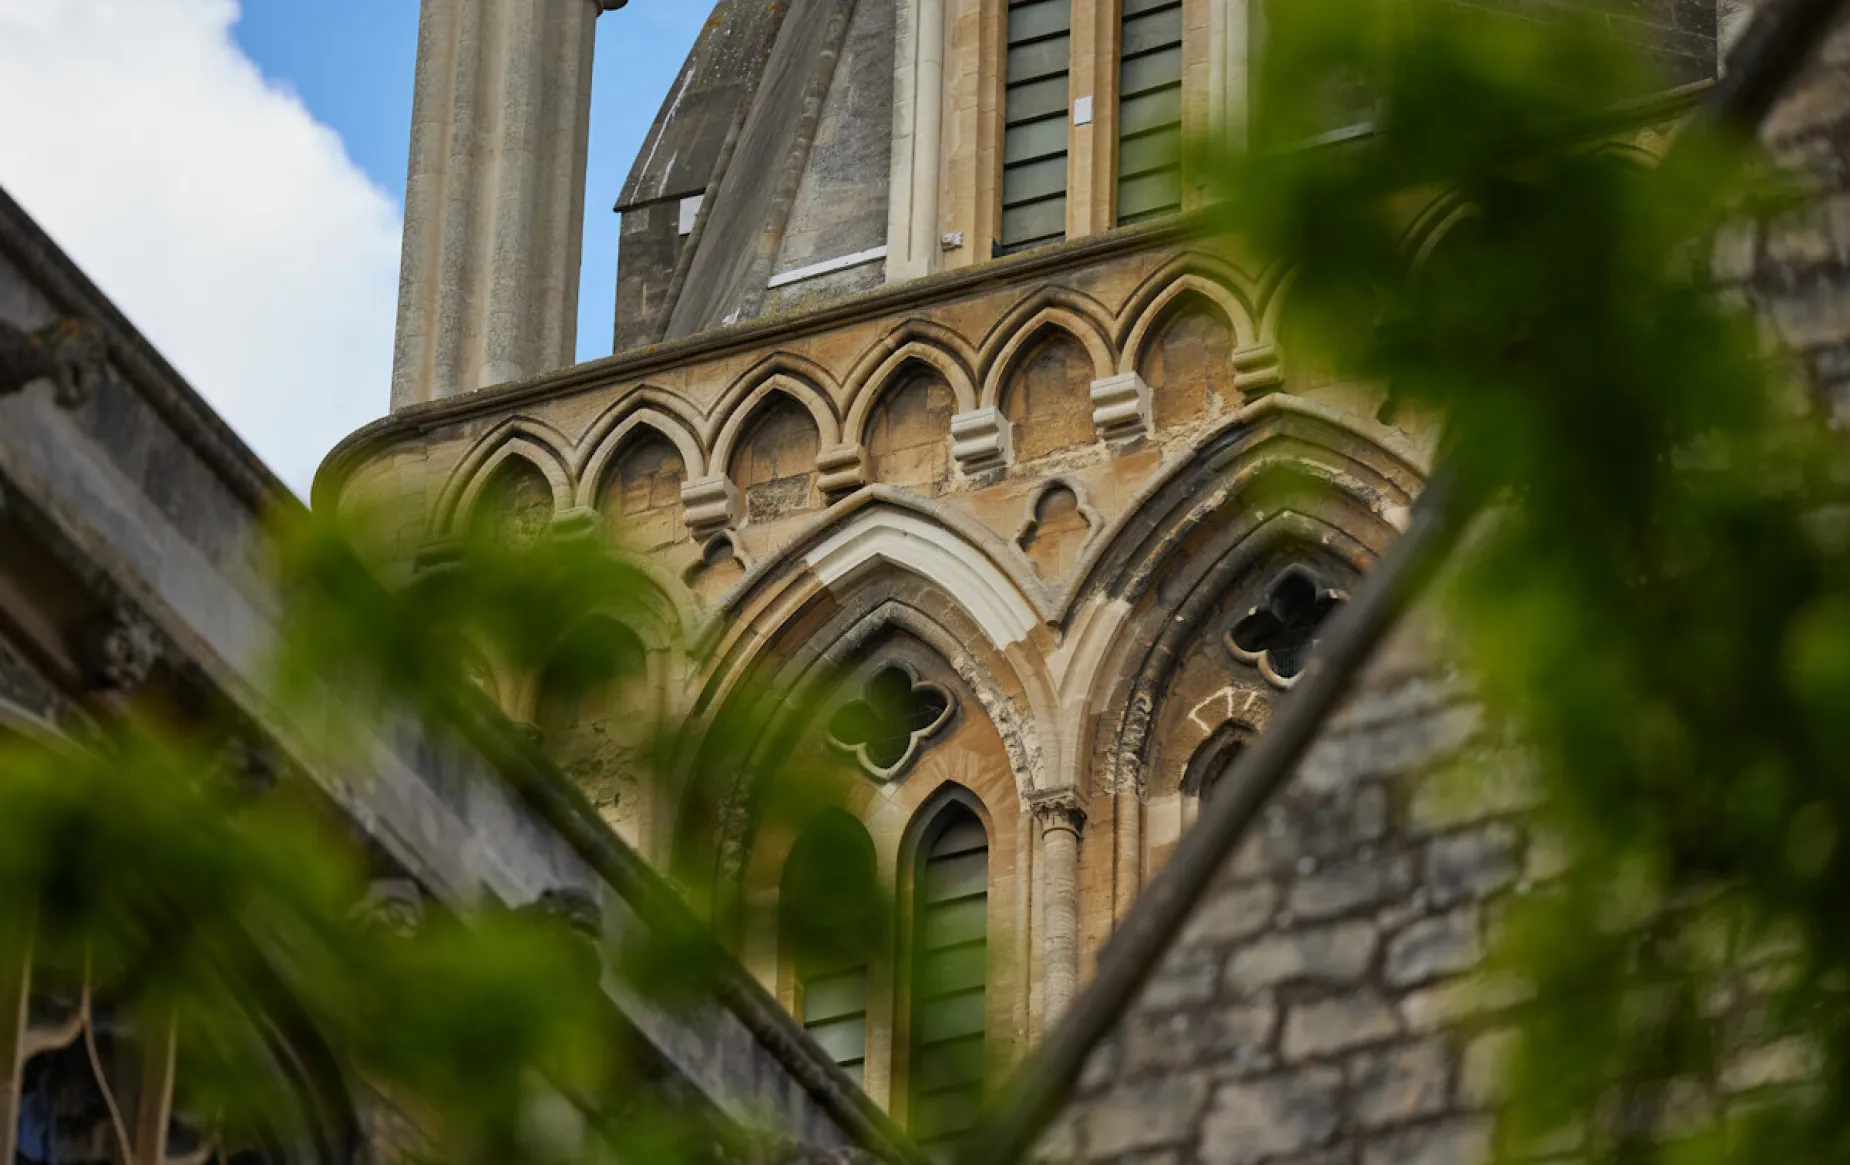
[1001,0,1072,251]
[783,814,878,1086]
[909,803,989,1160]
[1118,0,1184,224]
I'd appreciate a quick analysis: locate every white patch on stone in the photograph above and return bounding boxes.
[766,245,888,288]
[803,508,1037,647]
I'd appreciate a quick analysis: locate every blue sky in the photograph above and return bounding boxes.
[0,0,708,494]
[231,0,708,365]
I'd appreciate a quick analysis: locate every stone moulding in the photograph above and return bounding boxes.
[950,406,1013,475]
[680,473,740,538]
[1089,371,1152,443]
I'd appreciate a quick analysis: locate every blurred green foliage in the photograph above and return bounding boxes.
[0,490,897,1163]
[1221,0,1850,1159]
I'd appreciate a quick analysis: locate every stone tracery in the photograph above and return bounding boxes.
[825,663,954,782]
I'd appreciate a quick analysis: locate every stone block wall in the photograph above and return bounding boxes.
[1041,615,1547,1165]
[1717,10,1850,420]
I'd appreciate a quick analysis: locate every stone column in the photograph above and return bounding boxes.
[391,0,622,410]
[1031,791,1088,1022]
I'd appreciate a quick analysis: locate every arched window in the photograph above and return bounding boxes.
[1182,721,1250,824]
[782,813,879,1086]
[909,801,989,1158]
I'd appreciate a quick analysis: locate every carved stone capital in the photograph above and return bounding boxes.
[816,442,870,500]
[353,878,426,937]
[1089,372,1152,443]
[1028,790,1087,837]
[681,473,739,540]
[950,407,1012,477]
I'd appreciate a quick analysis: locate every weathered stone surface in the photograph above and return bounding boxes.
[1227,920,1380,991]
[1126,1002,1280,1072]
[1352,1039,1452,1127]
[1232,788,1391,877]
[1291,852,1414,920]
[1080,1040,1122,1093]
[1425,825,1521,907]
[1386,908,1484,988]
[1184,880,1281,946]
[1199,1068,1342,1165]
[1083,1075,1213,1158]
[1282,991,1402,1061]
[1458,1027,1517,1109]
[1397,973,1532,1034]
[1406,758,1543,836]
[1359,1118,1493,1165]
[1141,957,1222,1011]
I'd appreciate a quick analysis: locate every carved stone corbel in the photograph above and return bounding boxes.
[680,474,739,539]
[1089,372,1152,444]
[0,317,110,408]
[950,407,1012,477]
[816,442,870,500]
[1232,342,1285,398]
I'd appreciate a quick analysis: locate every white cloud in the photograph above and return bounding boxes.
[0,0,400,498]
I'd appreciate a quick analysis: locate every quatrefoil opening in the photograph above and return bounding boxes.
[826,665,954,782]
[1227,568,1348,690]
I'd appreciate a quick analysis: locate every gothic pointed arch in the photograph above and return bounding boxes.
[581,409,703,551]
[857,361,962,490]
[976,288,1117,409]
[576,393,709,499]
[668,507,1058,938]
[994,327,1101,462]
[721,392,827,527]
[432,417,576,535]
[1129,287,1242,431]
[842,323,980,441]
[706,488,1055,646]
[461,452,559,547]
[706,354,844,457]
[1113,252,1259,362]
[1057,394,1428,808]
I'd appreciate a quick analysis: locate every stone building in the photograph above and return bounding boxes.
[309,0,1800,1159]
[0,182,904,1162]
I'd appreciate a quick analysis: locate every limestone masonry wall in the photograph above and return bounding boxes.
[1043,619,1539,1165]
